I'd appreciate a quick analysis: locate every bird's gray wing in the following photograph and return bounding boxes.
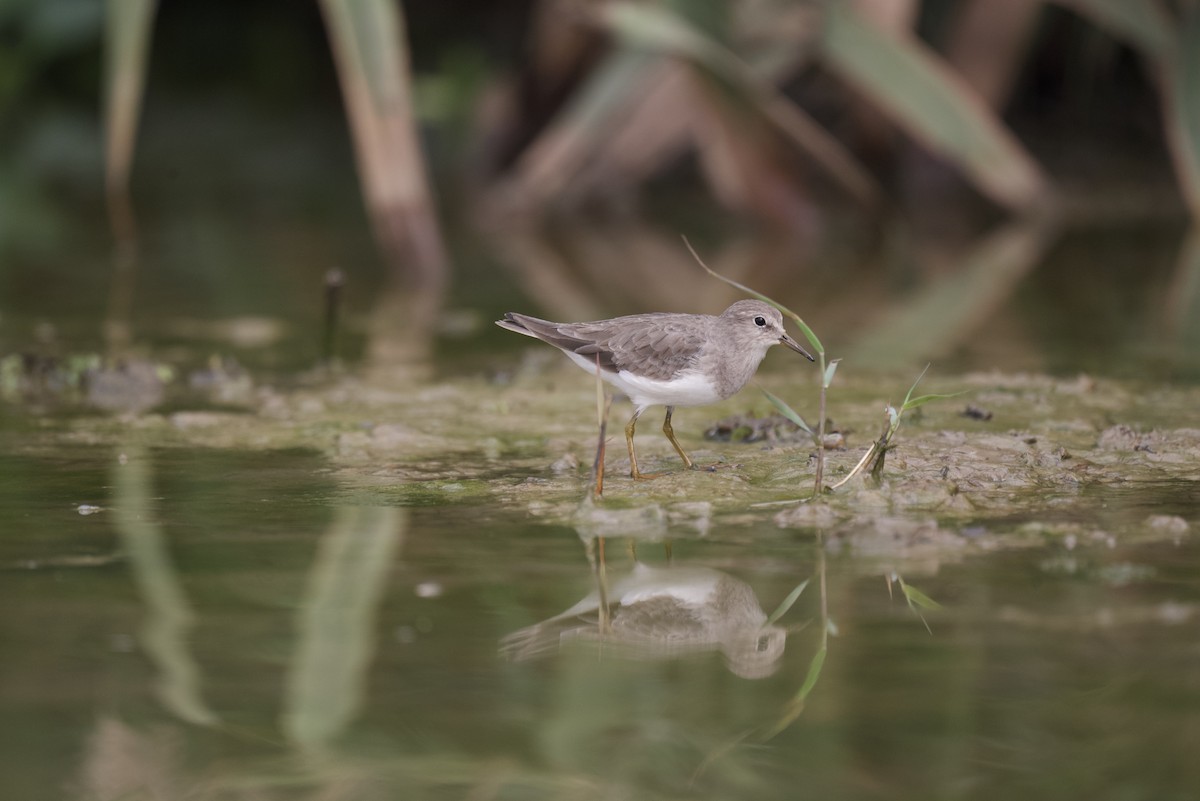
[498,313,621,372]
[566,314,707,380]
[499,312,708,380]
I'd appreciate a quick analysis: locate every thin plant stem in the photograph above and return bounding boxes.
[682,236,827,497]
[815,354,827,494]
[592,352,611,498]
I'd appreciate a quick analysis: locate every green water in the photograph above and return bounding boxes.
[3,221,1199,798]
[5,6,1200,797]
[1,429,1197,800]
[3,134,1198,800]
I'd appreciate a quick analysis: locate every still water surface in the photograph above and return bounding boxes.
[1,442,1196,800]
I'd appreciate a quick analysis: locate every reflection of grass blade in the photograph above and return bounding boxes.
[848,218,1054,368]
[113,444,218,726]
[797,643,827,701]
[897,576,939,635]
[765,578,809,627]
[900,582,942,611]
[761,387,813,437]
[759,644,826,741]
[285,506,405,749]
[822,2,1046,210]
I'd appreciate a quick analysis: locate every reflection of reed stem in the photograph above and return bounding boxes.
[584,536,611,632]
[284,506,405,749]
[112,444,217,726]
[817,531,828,645]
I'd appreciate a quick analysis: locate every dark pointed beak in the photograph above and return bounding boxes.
[780,332,815,362]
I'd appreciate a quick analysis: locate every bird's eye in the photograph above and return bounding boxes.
[754,316,767,327]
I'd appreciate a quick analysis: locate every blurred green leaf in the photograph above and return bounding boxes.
[1057,0,1174,55]
[848,218,1054,367]
[319,0,447,285]
[103,0,157,239]
[601,3,881,207]
[822,2,1046,210]
[505,49,656,202]
[762,387,814,436]
[1164,8,1200,221]
[1167,226,1200,350]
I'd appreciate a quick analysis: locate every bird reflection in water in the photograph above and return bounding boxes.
[501,563,787,679]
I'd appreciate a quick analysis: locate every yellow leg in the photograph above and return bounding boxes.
[662,406,694,469]
[625,409,647,479]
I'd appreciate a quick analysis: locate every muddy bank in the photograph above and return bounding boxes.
[4,358,1196,569]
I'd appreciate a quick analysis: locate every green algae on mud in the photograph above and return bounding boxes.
[2,366,1198,561]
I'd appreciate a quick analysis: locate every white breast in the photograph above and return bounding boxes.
[562,351,720,411]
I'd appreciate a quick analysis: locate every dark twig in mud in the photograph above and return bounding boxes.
[322,268,345,366]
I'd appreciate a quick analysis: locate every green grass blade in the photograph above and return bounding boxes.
[600,2,881,207]
[822,2,1046,209]
[1164,7,1200,221]
[1062,0,1174,56]
[902,391,967,412]
[847,220,1054,368]
[765,578,809,626]
[822,358,841,389]
[683,237,824,355]
[761,388,813,436]
[901,363,931,407]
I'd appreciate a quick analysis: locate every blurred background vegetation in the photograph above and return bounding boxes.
[2,0,1197,380]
